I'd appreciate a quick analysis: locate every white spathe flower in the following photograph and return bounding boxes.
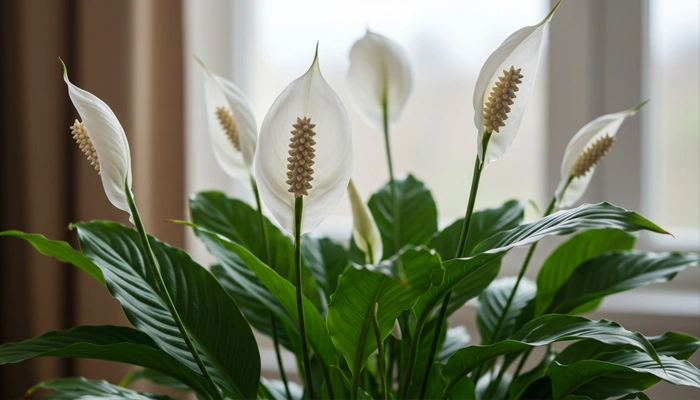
[255,45,353,235]
[195,56,258,182]
[347,30,412,131]
[347,179,383,263]
[62,62,134,222]
[554,102,647,209]
[474,0,561,166]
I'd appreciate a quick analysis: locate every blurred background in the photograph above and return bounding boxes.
[1,0,698,398]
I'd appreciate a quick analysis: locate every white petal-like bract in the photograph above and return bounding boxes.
[474,1,560,166]
[197,57,258,182]
[347,179,383,263]
[347,30,412,131]
[255,47,353,235]
[63,63,134,222]
[554,103,645,208]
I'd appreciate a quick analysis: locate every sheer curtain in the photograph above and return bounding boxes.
[0,0,185,397]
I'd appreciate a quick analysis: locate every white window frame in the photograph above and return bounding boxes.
[183,0,699,320]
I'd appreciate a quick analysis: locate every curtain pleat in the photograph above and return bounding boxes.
[0,0,185,397]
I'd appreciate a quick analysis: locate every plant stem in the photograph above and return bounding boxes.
[417,150,487,399]
[486,197,556,347]
[294,196,315,399]
[252,177,292,400]
[382,97,400,257]
[373,304,388,400]
[126,186,223,400]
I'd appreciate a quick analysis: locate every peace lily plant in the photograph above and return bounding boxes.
[1,2,700,399]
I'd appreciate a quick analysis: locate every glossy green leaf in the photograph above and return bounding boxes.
[509,352,556,400]
[190,191,322,309]
[439,326,470,364]
[0,326,210,395]
[473,203,666,255]
[190,226,337,371]
[0,230,104,284]
[368,174,438,258]
[327,246,443,375]
[74,221,259,399]
[547,351,700,399]
[27,377,175,400]
[535,229,636,315]
[550,251,700,314]
[414,202,668,330]
[442,315,661,396]
[301,236,349,300]
[120,368,192,392]
[477,276,536,344]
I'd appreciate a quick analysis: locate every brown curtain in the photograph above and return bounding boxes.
[0,0,185,397]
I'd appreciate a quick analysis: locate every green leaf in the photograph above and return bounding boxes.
[535,229,637,315]
[27,377,175,399]
[477,276,536,344]
[442,315,661,396]
[190,191,322,309]
[301,236,349,299]
[326,246,443,375]
[429,199,526,259]
[74,221,260,399]
[550,251,700,314]
[259,378,304,400]
[509,352,556,400]
[421,362,447,400]
[191,226,337,372]
[413,203,667,330]
[438,326,470,364]
[475,366,511,400]
[547,351,700,399]
[0,326,210,395]
[120,368,192,392]
[473,203,666,255]
[368,174,438,258]
[0,230,104,284]
[557,331,700,365]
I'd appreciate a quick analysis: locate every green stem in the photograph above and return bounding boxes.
[372,304,388,400]
[382,97,400,257]
[294,196,315,399]
[482,356,516,400]
[251,177,292,400]
[417,148,488,399]
[126,186,223,400]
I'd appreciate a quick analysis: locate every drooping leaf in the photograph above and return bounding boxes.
[477,276,537,344]
[442,315,661,397]
[535,229,637,315]
[368,174,438,258]
[0,326,210,395]
[27,377,175,400]
[549,251,700,314]
[74,221,260,399]
[326,246,443,375]
[413,203,668,331]
[189,191,322,309]
[546,351,700,399]
[0,231,104,284]
[301,236,349,300]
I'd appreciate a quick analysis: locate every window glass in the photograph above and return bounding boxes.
[647,0,700,230]
[246,0,549,220]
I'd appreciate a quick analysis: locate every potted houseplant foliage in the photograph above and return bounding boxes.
[1,2,699,399]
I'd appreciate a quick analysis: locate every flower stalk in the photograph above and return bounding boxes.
[294,196,315,399]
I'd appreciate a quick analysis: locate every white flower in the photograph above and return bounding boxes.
[474,0,561,166]
[195,56,258,182]
[347,30,412,131]
[347,179,383,263]
[255,45,353,235]
[62,61,134,222]
[554,102,647,209]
